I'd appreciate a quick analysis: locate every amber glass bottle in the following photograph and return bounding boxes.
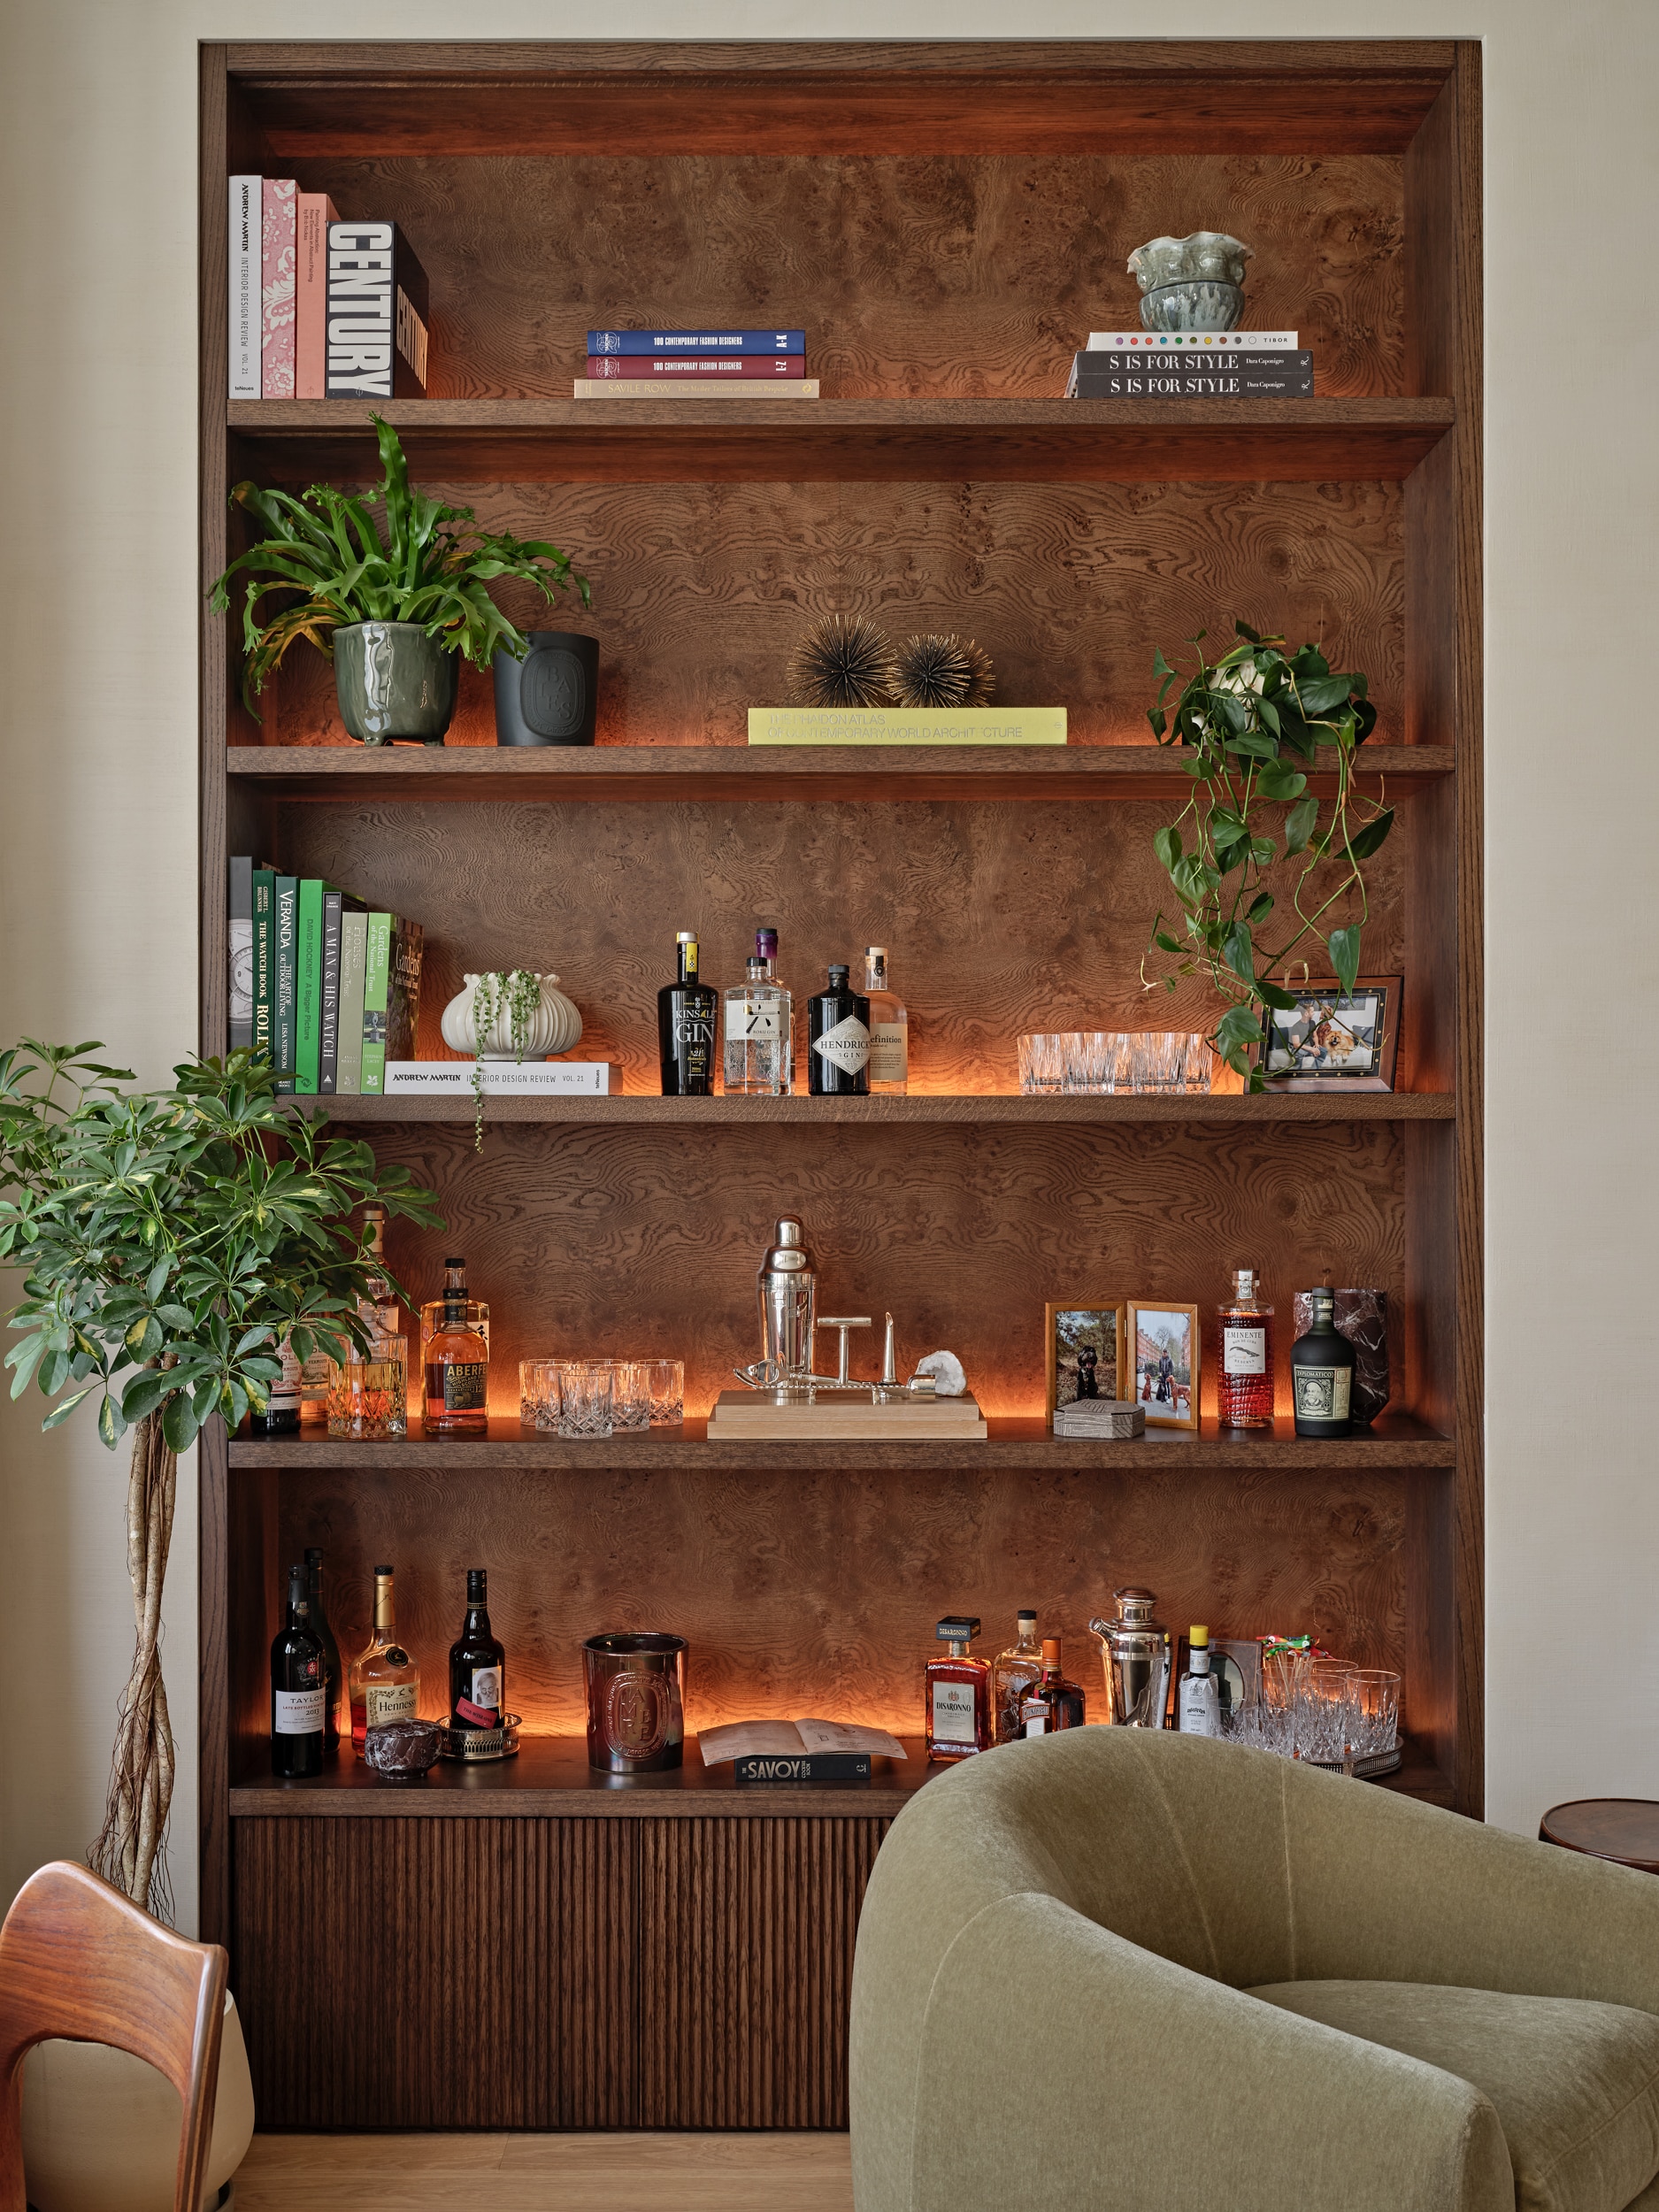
[423,1256,489,1435]
[1019,1638,1087,1735]
[925,1616,991,1762]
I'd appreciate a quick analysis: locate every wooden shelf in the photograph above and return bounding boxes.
[288,1089,1453,1127]
[227,1729,1453,1817]
[228,741,1453,805]
[226,396,1455,486]
[229,1411,1455,1472]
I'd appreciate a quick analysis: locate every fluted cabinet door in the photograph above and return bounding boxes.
[640,1816,891,2128]
[234,1817,638,2127]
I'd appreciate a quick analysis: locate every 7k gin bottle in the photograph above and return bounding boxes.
[723,926,794,1094]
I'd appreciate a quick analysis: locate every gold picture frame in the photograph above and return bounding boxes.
[1044,1302,1129,1421]
[1126,1301,1202,1430]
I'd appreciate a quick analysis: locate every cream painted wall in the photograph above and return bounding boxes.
[1,0,1652,1936]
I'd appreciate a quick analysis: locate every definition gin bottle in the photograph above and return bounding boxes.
[863,946,908,1094]
[807,964,871,1096]
[1217,1266,1274,1428]
[723,926,794,1095]
[349,1563,420,1757]
[658,930,718,1095]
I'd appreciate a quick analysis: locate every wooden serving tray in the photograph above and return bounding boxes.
[706,1389,988,1441]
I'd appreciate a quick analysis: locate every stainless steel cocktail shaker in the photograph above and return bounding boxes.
[757,1216,817,1381]
[1089,1586,1172,1727]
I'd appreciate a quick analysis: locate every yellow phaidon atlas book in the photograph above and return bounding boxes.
[748,707,1068,748]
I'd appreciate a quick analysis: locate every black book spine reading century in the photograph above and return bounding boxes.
[326,222,431,398]
[733,1753,873,1784]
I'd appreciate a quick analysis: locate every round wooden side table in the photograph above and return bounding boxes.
[1539,1799,1659,1873]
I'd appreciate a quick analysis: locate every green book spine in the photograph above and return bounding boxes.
[296,879,325,1094]
[335,911,368,1094]
[273,877,298,1093]
[251,868,274,1067]
[360,914,393,1094]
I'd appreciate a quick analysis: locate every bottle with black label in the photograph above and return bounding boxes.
[449,1567,506,1732]
[271,1561,326,1778]
[1291,1281,1355,1439]
[304,1545,343,1749]
[658,930,718,1096]
[807,964,871,1096]
[423,1256,489,1435]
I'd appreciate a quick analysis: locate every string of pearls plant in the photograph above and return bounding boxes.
[469,970,541,1150]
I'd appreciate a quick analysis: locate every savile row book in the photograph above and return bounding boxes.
[588,327,805,353]
[586,355,806,379]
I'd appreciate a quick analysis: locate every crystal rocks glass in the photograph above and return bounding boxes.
[596,1358,652,1432]
[1298,1661,1359,1763]
[644,1359,685,1426]
[1353,1669,1402,1756]
[1018,1033,1064,1094]
[557,1360,614,1440]
[518,1357,562,1432]
[326,1342,409,1440]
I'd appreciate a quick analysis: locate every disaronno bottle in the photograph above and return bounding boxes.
[863,947,909,1094]
[349,1564,420,1758]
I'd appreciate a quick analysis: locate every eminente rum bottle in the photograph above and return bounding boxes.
[424,1256,489,1435]
[349,1563,420,1757]
[1217,1266,1274,1428]
[926,1616,991,1762]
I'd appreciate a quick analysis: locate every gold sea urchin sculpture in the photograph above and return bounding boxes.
[892,632,996,710]
[787,614,896,709]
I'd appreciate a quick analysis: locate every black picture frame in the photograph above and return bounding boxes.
[1252,974,1402,1088]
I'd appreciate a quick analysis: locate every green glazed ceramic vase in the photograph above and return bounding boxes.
[333,621,458,745]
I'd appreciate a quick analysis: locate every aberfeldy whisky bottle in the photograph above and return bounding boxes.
[423,1256,489,1434]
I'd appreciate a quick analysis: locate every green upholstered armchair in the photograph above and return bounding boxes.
[849,1730,1659,2212]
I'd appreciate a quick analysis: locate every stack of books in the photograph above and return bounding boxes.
[228,178,429,400]
[575,327,816,399]
[229,858,422,1096]
[1052,1398,1147,1440]
[1065,329,1311,400]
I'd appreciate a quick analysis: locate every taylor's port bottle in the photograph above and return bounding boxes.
[1291,1283,1356,1439]
[424,1256,489,1436]
[658,930,718,1095]
[449,1568,506,1731]
[807,964,871,1096]
[271,1562,326,1778]
[304,1545,343,1750]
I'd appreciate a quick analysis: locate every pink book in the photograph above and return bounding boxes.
[260,179,297,398]
[295,191,338,398]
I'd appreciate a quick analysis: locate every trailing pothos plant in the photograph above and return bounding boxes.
[207,412,589,716]
[0,1042,441,1916]
[1141,623,1394,1087]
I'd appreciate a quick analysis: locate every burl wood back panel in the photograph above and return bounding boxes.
[273,795,1410,1089]
[280,152,1404,397]
[261,475,1403,749]
[274,1453,1418,1740]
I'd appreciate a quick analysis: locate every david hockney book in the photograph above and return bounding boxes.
[1067,351,1312,398]
[273,876,298,1091]
[326,222,430,398]
[295,191,339,398]
[573,378,819,400]
[228,178,260,400]
[698,1718,907,1785]
[585,354,806,379]
[227,856,254,1048]
[1086,330,1300,350]
[588,328,804,354]
[749,707,1067,748]
[384,1062,622,1095]
[260,180,297,398]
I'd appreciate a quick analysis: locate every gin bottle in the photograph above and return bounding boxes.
[864,946,909,1094]
[992,1609,1042,1745]
[657,930,718,1096]
[722,926,794,1095]
[807,964,871,1096]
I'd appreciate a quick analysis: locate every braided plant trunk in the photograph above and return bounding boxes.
[88,1410,175,1919]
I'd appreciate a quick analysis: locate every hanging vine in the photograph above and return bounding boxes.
[468,969,541,1150]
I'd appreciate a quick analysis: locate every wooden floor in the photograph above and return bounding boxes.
[233,2132,855,2210]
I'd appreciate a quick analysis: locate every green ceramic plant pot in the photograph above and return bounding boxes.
[333,621,458,745]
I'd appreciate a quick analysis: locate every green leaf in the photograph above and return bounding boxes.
[1222,923,1255,984]
[1256,767,1306,803]
[40,1386,96,1431]
[1283,797,1320,855]
[98,1394,127,1448]
[1328,926,1362,995]
[1152,826,1182,872]
[1299,675,1354,716]
[1256,979,1302,1012]
[162,1390,202,1452]
[1215,1005,1263,1055]
[1347,806,1395,860]
[1154,931,1183,955]
[1247,893,1274,924]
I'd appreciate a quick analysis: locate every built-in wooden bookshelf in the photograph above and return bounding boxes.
[199,39,1481,2133]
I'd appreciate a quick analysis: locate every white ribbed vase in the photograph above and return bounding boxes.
[440,972,583,1059]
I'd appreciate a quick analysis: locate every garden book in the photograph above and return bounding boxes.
[359,914,394,1094]
[749,707,1066,748]
[698,1718,906,1785]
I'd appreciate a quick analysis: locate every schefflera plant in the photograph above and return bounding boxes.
[1141,622,1394,1087]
